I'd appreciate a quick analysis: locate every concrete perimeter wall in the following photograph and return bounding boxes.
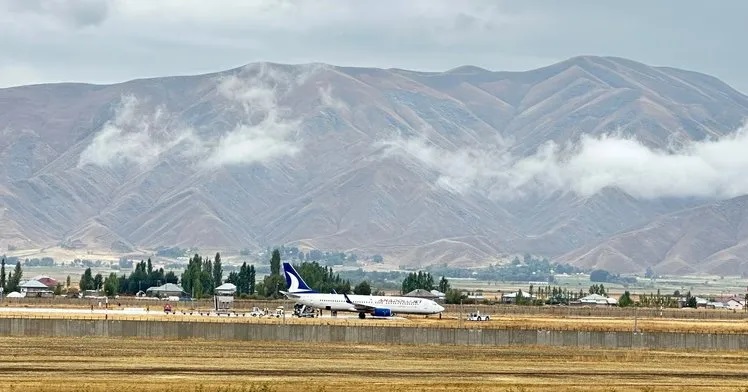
[0,318,746,351]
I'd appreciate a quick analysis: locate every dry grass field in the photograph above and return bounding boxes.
[1,311,748,334]
[0,337,746,392]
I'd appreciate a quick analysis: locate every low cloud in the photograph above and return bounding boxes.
[318,85,348,113]
[78,95,198,168]
[380,125,748,200]
[203,64,315,167]
[4,0,109,28]
[79,63,330,169]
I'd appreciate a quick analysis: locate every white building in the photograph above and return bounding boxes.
[20,280,54,298]
[215,283,237,296]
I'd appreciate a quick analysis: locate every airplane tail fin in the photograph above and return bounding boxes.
[283,262,317,293]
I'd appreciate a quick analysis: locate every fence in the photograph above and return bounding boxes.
[0,317,746,351]
[4,297,748,320]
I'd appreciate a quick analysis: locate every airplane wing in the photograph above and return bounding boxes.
[279,291,302,299]
[343,293,376,312]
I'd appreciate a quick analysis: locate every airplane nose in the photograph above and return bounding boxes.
[436,304,445,313]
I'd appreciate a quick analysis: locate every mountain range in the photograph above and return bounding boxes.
[2,55,748,275]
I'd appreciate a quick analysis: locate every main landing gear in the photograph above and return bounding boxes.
[358,312,366,319]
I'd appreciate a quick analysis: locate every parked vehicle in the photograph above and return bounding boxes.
[466,311,490,321]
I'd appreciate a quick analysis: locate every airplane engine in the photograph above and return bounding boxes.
[371,308,392,317]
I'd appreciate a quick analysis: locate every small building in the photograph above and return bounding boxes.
[30,275,58,289]
[429,289,446,301]
[575,293,617,306]
[215,283,237,296]
[19,280,54,298]
[146,283,187,298]
[721,299,745,311]
[501,291,537,304]
[404,289,439,299]
[214,295,234,312]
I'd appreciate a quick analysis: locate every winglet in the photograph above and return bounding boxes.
[283,262,317,293]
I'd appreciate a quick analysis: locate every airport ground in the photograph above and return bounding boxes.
[1,305,748,334]
[1,336,747,392]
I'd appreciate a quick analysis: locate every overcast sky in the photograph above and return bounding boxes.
[1,0,747,92]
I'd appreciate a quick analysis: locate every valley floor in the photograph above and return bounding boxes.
[1,337,747,391]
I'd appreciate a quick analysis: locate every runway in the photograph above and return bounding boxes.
[0,306,409,321]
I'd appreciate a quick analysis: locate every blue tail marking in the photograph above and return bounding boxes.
[283,262,317,293]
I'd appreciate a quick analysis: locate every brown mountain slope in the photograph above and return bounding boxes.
[1,56,748,273]
[558,196,748,274]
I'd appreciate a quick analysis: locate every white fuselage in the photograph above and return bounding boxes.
[293,293,444,315]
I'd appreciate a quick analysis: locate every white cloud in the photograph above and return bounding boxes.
[318,85,348,113]
[79,63,321,169]
[78,95,199,168]
[203,63,315,166]
[381,124,748,200]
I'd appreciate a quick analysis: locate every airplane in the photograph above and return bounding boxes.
[281,262,445,319]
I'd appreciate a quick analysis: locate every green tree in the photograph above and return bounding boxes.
[353,281,371,295]
[262,274,286,298]
[237,262,253,295]
[590,269,611,283]
[618,291,634,307]
[0,258,5,292]
[6,261,22,292]
[93,273,103,290]
[248,265,256,294]
[200,258,214,295]
[66,275,71,288]
[164,271,178,284]
[437,276,450,293]
[79,268,94,291]
[53,283,64,296]
[401,271,436,294]
[181,254,204,298]
[103,273,119,296]
[445,289,465,304]
[213,252,223,288]
[270,249,281,275]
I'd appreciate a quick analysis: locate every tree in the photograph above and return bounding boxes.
[164,271,178,284]
[53,283,64,296]
[437,276,450,293]
[618,291,634,307]
[200,258,214,295]
[353,281,371,295]
[103,273,119,296]
[213,252,223,288]
[0,258,5,292]
[6,261,22,292]
[66,275,71,288]
[79,268,94,291]
[93,273,103,290]
[685,291,697,308]
[590,269,611,283]
[270,249,281,275]
[248,265,256,295]
[181,254,203,298]
[445,288,465,304]
[401,271,436,294]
